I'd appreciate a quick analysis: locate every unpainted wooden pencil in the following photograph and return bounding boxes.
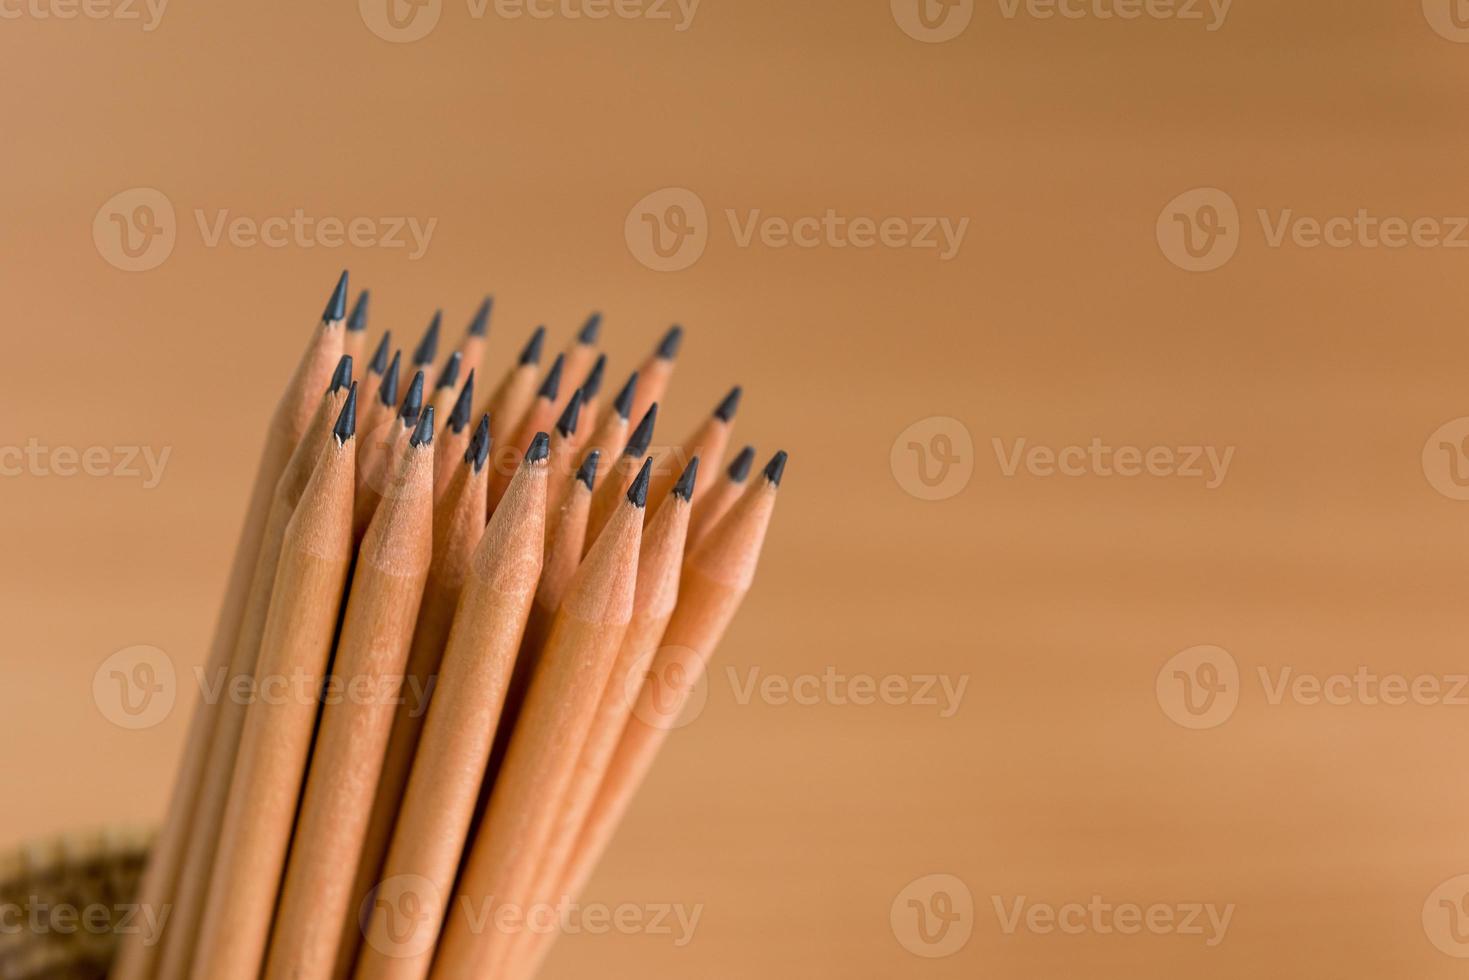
[625,325,680,427]
[687,445,754,550]
[356,369,424,538]
[360,332,393,410]
[411,311,442,383]
[648,385,739,507]
[481,325,545,453]
[575,352,607,424]
[557,313,600,412]
[457,297,492,379]
[584,403,656,553]
[344,288,370,366]
[488,353,564,511]
[433,371,476,502]
[578,370,635,489]
[429,351,463,420]
[544,388,585,517]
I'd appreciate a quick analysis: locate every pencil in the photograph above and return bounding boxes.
[429,351,463,420]
[579,370,635,488]
[558,313,600,412]
[189,392,361,980]
[584,403,656,553]
[411,310,441,383]
[488,353,564,511]
[544,388,586,516]
[576,352,607,424]
[356,369,424,538]
[626,325,680,427]
[482,325,545,454]
[344,288,370,366]
[432,370,476,502]
[647,385,739,506]
[687,444,754,550]
[360,331,393,410]
[457,296,492,378]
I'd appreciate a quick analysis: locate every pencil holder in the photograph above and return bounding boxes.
[0,830,151,980]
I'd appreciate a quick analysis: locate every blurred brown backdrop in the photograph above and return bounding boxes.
[8,0,1469,975]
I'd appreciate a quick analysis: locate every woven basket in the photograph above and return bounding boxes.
[0,830,151,980]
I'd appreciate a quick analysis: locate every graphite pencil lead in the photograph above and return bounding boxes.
[323,270,350,323]
[466,414,492,471]
[624,403,657,457]
[449,370,476,433]
[612,371,638,420]
[673,455,700,502]
[727,445,756,482]
[627,457,652,507]
[410,405,435,448]
[656,324,683,360]
[347,290,369,333]
[714,385,742,422]
[581,353,607,400]
[578,312,602,345]
[763,450,788,487]
[334,382,358,443]
[329,355,353,394]
[555,388,584,438]
[399,370,425,427]
[468,296,493,337]
[378,351,402,408]
[526,431,551,463]
[519,326,547,366]
[576,450,601,491]
[413,311,442,367]
[368,332,392,375]
[436,351,463,390]
[537,353,565,401]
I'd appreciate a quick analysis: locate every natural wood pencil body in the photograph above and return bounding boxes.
[118,317,344,980]
[189,431,357,980]
[353,457,547,980]
[430,495,645,979]
[584,451,643,555]
[627,353,673,430]
[649,413,731,507]
[483,362,538,451]
[489,394,557,510]
[265,439,435,980]
[688,462,748,550]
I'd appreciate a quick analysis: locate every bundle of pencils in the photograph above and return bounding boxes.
[111,272,785,980]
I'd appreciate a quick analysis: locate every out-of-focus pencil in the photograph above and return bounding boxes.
[626,325,680,427]
[688,445,754,550]
[584,403,656,552]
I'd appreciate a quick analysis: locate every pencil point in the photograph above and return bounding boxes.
[537,353,565,402]
[555,388,584,438]
[656,325,683,361]
[612,371,638,421]
[410,405,435,448]
[378,351,401,408]
[714,386,742,423]
[624,403,657,457]
[413,312,442,368]
[576,450,601,492]
[526,432,551,463]
[727,445,755,482]
[334,382,358,442]
[520,326,547,366]
[369,332,392,375]
[581,353,607,401]
[450,370,475,433]
[466,414,492,472]
[329,355,353,394]
[399,370,425,427]
[578,312,602,345]
[436,351,463,390]
[322,270,350,323]
[347,290,369,333]
[627,458,652,508]
[468,296,492,337]
[673,456,699,502]
[763,450,787,487]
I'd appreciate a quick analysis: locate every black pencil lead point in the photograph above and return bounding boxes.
[555,388,584,438]
[578,312,602,345]
[673,456,699,502]
[379,351,401,408]
[526,432,551,463]
[399,370,425,427]
[468,296,493,337]
[369,332,392,375]
[450,370,476,433]
[410,405,435,448]
[656,325,683,360]
[323,270,350,323]
[580,354,607,401]
[537,353,565,401]
[520,326,547,366]
[763,450,787,487]
[329,355,353,394]
[413,312,442,367]
[714,385,742,423]
[436,351,462,390]
[727,445,756,482]
[628,457,652,508]
[334,382,358,442]
[466,414,492,472]
[624,403,657,457]
[576,450,601,492]
[347,289,369,333]
[613,371,638,421]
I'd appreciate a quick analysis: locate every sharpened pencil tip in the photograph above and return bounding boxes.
[613,371,637,421]
[334,382,358,442]
[450,370,475,433]
[399,371,425,427]
[410,405,435,448]
[628,458,652,508]
[347,290,369,332]
[468,296,493,337]
[656,325,683,360]
[379,351,402,408]
[526,432,551,463]
[520,326,547,366]
[673,456,699,502]
[727,445,756,482]
[323,270,350,323]
[369,332,392,375]
[576,450,601,492]
[578,312,602,345]
[556,388,584,437]
[537,353,565,401]
[714,385,742,423]
[436,351,463,390]
[581,353,607,401]
[466,414,492,472]
[624,403,657,457]
[329,355,353,394]
[413,312,442,367]
[763,450,787,487]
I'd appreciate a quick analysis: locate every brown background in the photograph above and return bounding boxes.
[7,0,1469,975]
